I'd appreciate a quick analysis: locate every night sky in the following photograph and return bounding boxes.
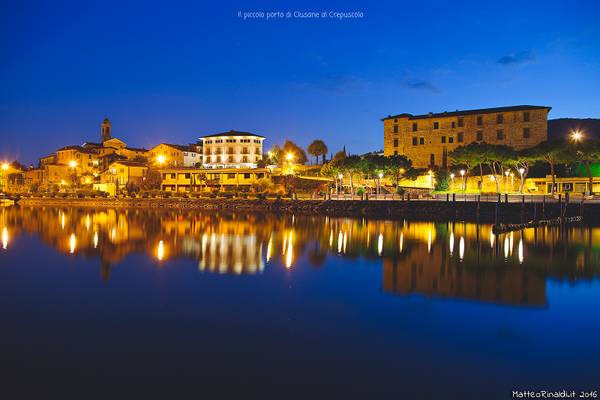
[1,0,599,165]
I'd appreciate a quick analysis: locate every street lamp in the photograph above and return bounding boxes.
[1,163,8,171]
[571,130,583,142]
[68,160,77,169]
[459,169,466,191]
[518,168,525,193]
[338,173,343,195]
[450,173,455,192]
[504,170,510,193]
[378,172,384,195]
[156,155,166,165]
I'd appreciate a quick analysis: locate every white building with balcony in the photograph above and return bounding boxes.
[200,130,264,169]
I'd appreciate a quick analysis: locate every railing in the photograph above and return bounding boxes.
[327,193,598,203]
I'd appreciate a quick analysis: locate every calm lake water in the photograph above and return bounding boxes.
[1,206,599,399]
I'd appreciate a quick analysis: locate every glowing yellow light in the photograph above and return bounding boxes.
[69,233,76,254]
[60,180,66,186]
[156,155,166,165]
[459,169,465,177]
[285,231,294,269]
[377,233,383,256]
[518,168,525,175]
[399,233,404,253]
[449,232,454,255]
[92,160,99,166]
[157,240,165,261]
[505,170,510,177]
[84,177,91,184]
[571,130,583,142]
[459,237,465,260]
[2,227,8,250]
[61,213,66,229]
[93,231,98,248]
[337,230,343,253]
[68,160,77,168]
[285,153,294,161]
[504,235,509,259]
[427,228,432,253]
[399,168,405,174]
[85,214,91,231]
[518,238,524,264]
[490,230,495,248]
[266,235,273,262]
[1,163,9,171]
[450,173,455,180]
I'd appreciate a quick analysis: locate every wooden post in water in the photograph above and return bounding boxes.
[495,193,501,224]
[558,194,562,218]
[476,194,480,218]
[542,195,546,219]
[446,193,449,202]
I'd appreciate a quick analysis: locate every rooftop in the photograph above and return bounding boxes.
[382,105,552,121]
[200,130,265,139]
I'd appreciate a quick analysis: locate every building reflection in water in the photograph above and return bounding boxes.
[2,206,600,306]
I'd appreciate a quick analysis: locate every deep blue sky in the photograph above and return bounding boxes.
[1,0,599,165]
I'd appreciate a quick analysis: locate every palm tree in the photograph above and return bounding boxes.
[307,140,328,165]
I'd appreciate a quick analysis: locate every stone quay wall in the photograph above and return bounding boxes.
[17,197,599,224]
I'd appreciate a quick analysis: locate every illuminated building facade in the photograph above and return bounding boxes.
[383,105,551,168]
[201,130,264,169]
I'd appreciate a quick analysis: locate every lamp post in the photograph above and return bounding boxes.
[338,173,343,196]
[450,173,455,192]
[156,155,166,166]
[571,130,583,143]
[378,172,384,195]
[1,163,8,171]
[504,170,510,193]
[428,170,434,190]
[459,169,466,192]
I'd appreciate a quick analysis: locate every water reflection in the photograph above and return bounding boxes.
[2,206,600,306]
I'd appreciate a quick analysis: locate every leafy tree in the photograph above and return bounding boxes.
[480,144,516,193]
[570,139,600,195]
[307,140,328,165]
[510,147,538,193]
[141,169,162,190]
[531,140,569,195]
[267,145,282,165]
[449,142,486,190]
[281,140,308,165]
[384,154,412,187]
[434,169,450,191]
[338,155,362,196]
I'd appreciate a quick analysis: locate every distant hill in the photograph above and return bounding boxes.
[548,118,600,141]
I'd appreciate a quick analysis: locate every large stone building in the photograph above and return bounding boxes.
[200,130,264,169]
[383,105,551,168]
[147,143,202,168]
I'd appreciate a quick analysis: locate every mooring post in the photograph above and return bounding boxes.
[558,193,562,218]
[495,193,501,224]
[476,194,480,217]
[446,193,449,202]
[533,202,537,221]
[542,195,546,219]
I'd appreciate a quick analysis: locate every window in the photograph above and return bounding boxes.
[496,130,504,140]
[477,116,483,125]
[449,136,454,144]
[430,153,435,166]
[412,123,418,132]
[393,125,398,133]
[496,114,504,124]
[458,132,464,142]
[458,118,464,127]
[394,118,398,123]
[433,122,439,130]
[394,150,398,155]
[524,111,530,122]
[441,136,446,143]
[451,122,456,128]
[244,173,250,179]
[393,139,398,147]
[476,131,483,141]
[523,127,531,138]
[412,137,418,146]
[228,174,236,179]
[419,137,425,145]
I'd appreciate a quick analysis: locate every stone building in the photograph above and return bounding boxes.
[200,130,264,169]
[383,105,551,168]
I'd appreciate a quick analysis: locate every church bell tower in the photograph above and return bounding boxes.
[101,118,112,142]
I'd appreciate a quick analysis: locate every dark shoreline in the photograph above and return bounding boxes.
[16,197,599,224]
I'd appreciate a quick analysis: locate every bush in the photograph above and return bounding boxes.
[434,169,450,192]
[356,187,366,196]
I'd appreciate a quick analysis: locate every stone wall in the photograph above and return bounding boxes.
[17,197,598,224]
